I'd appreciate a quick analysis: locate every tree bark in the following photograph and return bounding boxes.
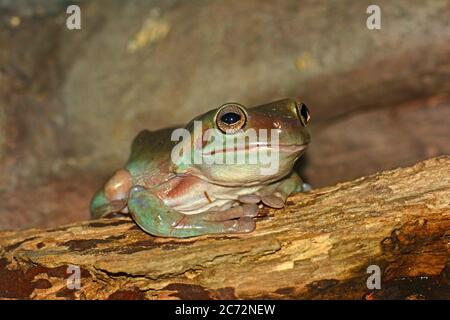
[0,156,449,300]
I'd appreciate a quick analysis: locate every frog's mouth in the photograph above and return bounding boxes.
[202,143,308,156]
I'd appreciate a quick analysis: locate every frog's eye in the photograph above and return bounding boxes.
[216,103,247,134]
[297,102,311,127]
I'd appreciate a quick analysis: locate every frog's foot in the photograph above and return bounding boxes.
[177,214,256,235]
[91,197,128,219]
[168,204,259,235]
[128,186,256,238]
[202,203,259,221]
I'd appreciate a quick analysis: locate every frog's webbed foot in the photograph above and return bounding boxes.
[128,186,256,238]
[202,204,259,221]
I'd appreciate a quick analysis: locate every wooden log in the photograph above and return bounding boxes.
[0,156,449,299]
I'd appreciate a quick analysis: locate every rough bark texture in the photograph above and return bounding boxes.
[0,156,449,300]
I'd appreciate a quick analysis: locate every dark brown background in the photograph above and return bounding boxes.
[0,0,449,230]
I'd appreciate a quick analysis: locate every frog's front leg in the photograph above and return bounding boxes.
[128,186,256,238]
[239,172,306,209]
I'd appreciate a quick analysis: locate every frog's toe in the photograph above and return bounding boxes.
[261,194,285,209]
[230,217,256,233]
[242,203,259,217]
[238,194,261,204]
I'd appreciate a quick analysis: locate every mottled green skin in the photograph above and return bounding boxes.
[91,98,311,237]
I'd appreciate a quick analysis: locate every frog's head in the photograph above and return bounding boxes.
[172,98,311,186]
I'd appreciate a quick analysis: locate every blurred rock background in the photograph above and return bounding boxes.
[0,0,449,230]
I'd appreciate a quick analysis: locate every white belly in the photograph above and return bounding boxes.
[168,184,263,215]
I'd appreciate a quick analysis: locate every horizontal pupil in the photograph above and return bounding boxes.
[221,112,241,125]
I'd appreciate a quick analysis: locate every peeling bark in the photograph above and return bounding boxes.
[0,156,449,300]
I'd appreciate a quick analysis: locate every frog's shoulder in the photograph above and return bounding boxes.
[125,127,177,173]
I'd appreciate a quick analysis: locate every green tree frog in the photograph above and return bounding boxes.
[90,98,311,237]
